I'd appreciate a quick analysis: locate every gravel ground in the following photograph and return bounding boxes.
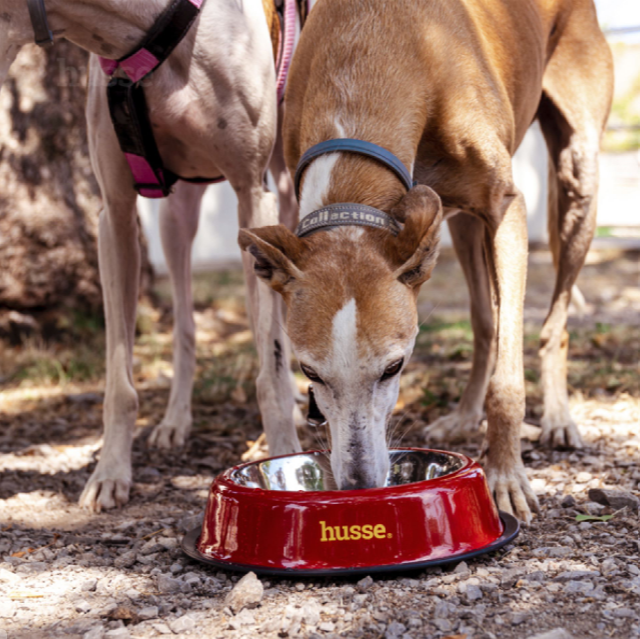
[0,248,639,639]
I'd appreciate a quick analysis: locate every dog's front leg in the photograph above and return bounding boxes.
[79,59,140,511]
[482,190,539,523]
[148,182,207,449]
[236,184,301,457]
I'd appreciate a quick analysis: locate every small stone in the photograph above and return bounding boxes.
[157,537,178,551]
[157,574,182,593]
[319,621,335,632]
[168,615,196,633]
[114,551,136,569]
[357,575,374,592]
[453,561,469,575]
[465,584,483,601]
[526,630,574,639]
[138,606,158,620]
[563,580,594,594]
[16,561,46,573]
[182,572,202,587]
[179,513,204,533]
[554,571,600,581]
[76,600,92,613]
[235,608,256,626]
[601,558,618,575]
[433,618,452,632]
[151,623,172,635]
[612,608,637,619]
[170,563,183,574]
[510,612,529,625]
[576,471,592,483]
[224,571,264,613]
[532,547,572,559]
[295,582,305,591]
[301,600,321,626]
[83,626,105,639]
[561,495,576,508]
[385,621,407,638]
[81,578,98,592]
[104,629,130,639]
[588,488,639,513]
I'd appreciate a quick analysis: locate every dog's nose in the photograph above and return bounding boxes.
[340,466,377,490]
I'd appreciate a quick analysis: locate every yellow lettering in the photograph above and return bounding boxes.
[320,521,335,542]
[335,525,349,541]
[320,521,390,541]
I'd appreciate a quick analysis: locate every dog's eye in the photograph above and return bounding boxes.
[301,364,323,384]
[380,358,404,381]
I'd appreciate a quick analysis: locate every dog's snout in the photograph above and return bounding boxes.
[339,466,378,490]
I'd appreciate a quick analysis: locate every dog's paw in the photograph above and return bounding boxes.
[539,416,583,449]
[424,409,482,444]
[484,461,540,524]
[79,466,131,512]
[148,420,191,449]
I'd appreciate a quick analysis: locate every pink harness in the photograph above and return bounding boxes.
[98,0,301,198]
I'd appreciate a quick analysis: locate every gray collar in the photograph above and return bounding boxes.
[27,0,54,47]
[296,203,401,238]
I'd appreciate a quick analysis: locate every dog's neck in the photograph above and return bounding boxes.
[299,154,410,222]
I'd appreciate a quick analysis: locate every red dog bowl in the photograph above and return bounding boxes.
[182,449,518,576]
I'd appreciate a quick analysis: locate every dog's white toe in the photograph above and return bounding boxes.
[540,417,583,449]
[424,409,482,443]
[79,468,131,512]
[484,461,540,525]
[148,421,190,449]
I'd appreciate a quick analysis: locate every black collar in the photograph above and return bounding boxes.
[294,138,414,201]
[27,0,54,46]
[295,203,400,238]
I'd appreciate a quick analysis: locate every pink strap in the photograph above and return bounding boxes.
[124,153,166,199]
[99,57,118,76]
[276,0,297,102]
[120,49,160,83]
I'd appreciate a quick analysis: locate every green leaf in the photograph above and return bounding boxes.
[575,514,614,523]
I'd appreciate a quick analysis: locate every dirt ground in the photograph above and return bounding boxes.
[0,247,639,639]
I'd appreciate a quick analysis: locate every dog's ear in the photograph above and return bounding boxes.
[388,185,443,289]
[238,225,305,293]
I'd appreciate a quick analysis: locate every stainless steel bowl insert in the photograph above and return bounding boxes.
[230,450,465,492]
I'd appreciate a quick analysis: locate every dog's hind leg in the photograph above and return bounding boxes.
[426,212,496,443]
[148,182,207,449]
[536,7,613,448]
[79,58,141,511]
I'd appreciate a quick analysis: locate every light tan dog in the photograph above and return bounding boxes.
[0,0,302,511]
[240,0,613,522]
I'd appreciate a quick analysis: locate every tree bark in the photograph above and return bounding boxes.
[0,42,152,336]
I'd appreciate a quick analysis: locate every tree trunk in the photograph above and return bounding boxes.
[0,43,153,338]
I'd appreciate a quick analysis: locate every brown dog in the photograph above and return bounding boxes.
[240,0,613,522]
